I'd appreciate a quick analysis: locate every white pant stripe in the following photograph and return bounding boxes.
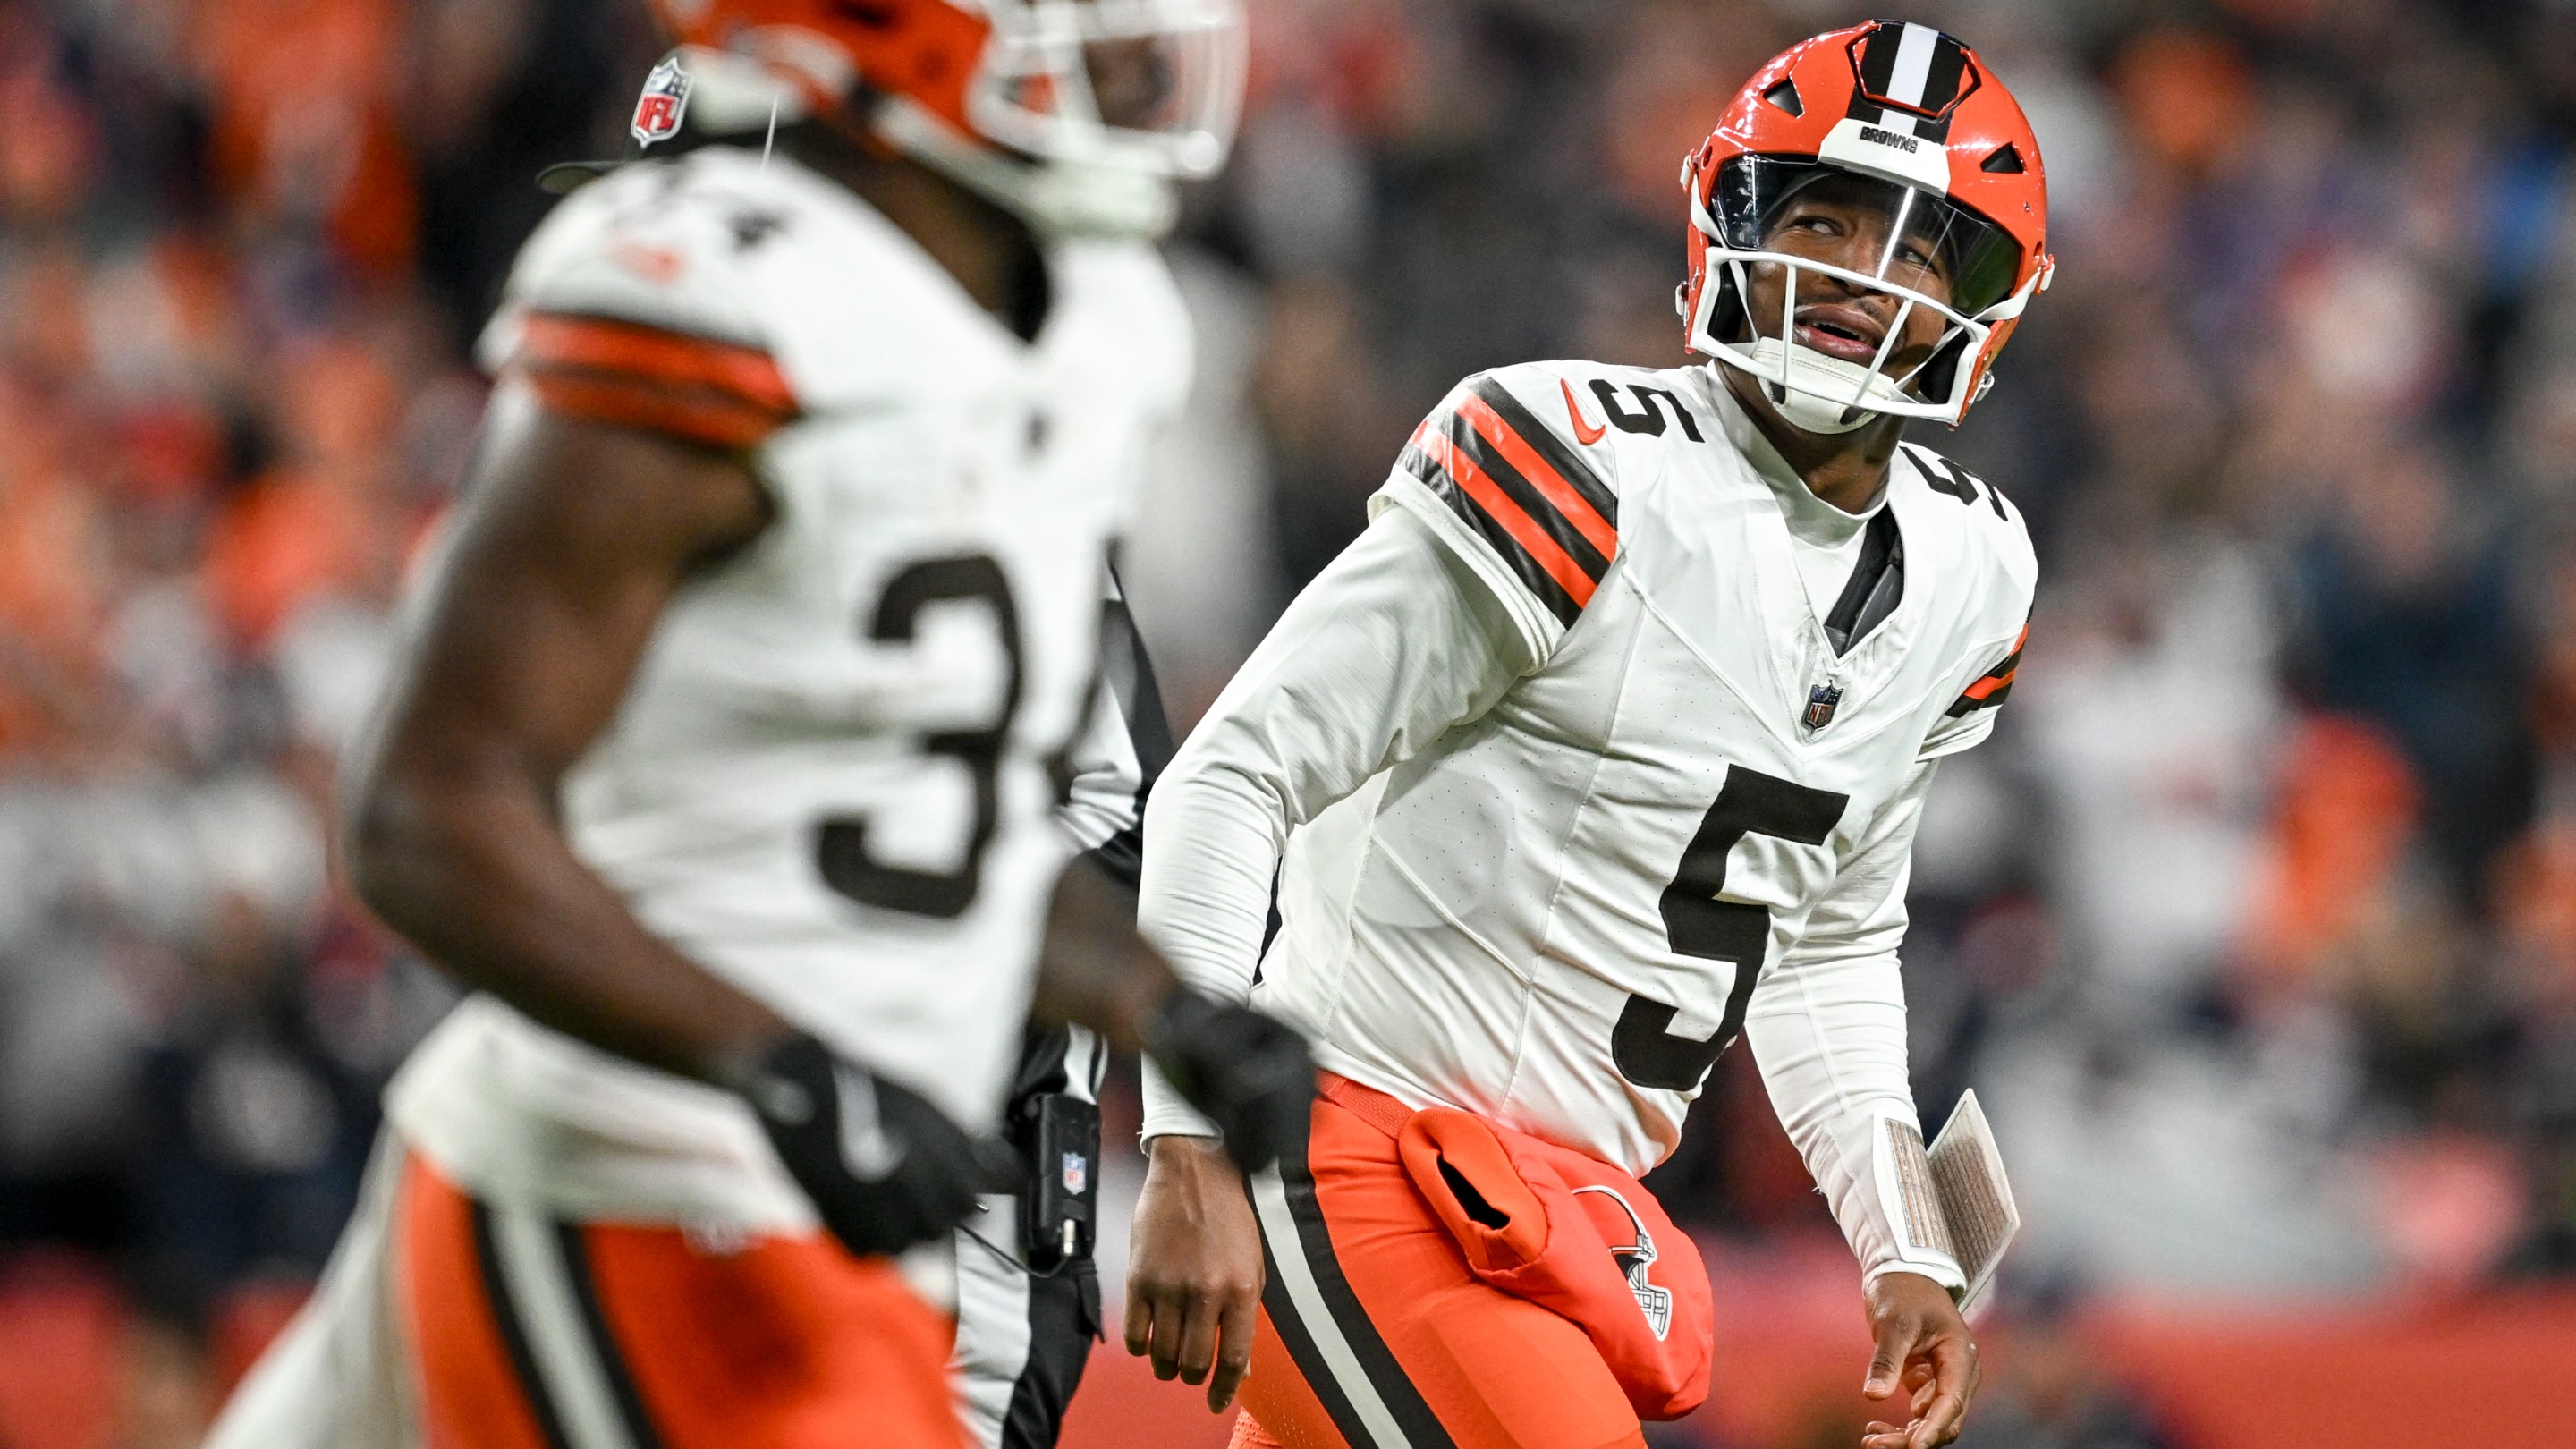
[487,1207,641,1449]
[1248,1167,1416,1449]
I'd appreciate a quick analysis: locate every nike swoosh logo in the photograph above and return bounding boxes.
[1562,378,1606,445]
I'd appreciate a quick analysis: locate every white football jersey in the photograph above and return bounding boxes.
[1140,360,2031,1286]
[385,145,1192,1233]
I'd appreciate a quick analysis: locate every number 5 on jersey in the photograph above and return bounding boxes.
[1614,766,1848,1090]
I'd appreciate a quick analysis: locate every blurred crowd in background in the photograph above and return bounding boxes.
[5,0,2576,1445]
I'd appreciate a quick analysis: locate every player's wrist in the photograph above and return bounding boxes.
[1145,1131,1234,1169]
[700,1017,805,1098]
[1139,989,1316,1173]
[1868,1267,1968,1314]
[1139,1052,1228,1142]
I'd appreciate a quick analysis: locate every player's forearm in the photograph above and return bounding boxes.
[1137,765,1283,998]
[1134,505,1531,1138]
[1132,766,1284,1140]
[347,766,790,1082]
[1029,852,1184,1057]
[1136,506,1525,986]
[1745,953,1964,1292]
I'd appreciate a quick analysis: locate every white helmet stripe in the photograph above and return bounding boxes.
[1885,22,1941,111]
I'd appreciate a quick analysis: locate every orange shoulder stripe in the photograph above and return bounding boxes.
[520,313,794,416]
[1456,394,1618,558]
[1428,429,1598,608]
[527,371,784,450]
[1956,624,2031,702]
[1958,665,2017,702]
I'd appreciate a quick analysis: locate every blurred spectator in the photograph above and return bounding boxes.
[1961,1284,2182,1449]
[2285,440,2535,900]
[123,890,380,1303]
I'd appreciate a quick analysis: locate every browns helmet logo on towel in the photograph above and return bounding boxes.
[1575,1185,1674,1341]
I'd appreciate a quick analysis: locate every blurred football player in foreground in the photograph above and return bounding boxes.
[1129,21,2048,1449]
[204,4,1313,1447]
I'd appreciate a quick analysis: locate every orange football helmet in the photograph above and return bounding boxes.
[1679,20,2053,430]
[645,0,1244,235]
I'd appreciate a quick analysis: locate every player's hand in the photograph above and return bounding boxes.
[1127,1133,1264,1413]
[729,1034,1020,1258]
[1140,989,1314,1173]
[1860,1270,1979,1449]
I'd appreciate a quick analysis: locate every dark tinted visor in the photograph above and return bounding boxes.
[1709,154,2022,316]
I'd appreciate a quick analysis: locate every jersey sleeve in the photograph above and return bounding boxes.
[1745,761,1968,1294]
[1918,620,2027,760]
[1902,440,2038,763]
[477,165,801,450]
[1373,368,1621,665]
[1136,502,1538,1140]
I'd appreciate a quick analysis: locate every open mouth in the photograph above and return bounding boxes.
[1792,305,1887,366]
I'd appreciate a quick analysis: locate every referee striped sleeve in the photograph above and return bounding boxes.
[1398,377,1619,625]
[516,311,798,449]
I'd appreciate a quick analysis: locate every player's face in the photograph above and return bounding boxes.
[1085,38,1175,131]
[1743,176,1955,378]
[976,0,1244,179]
[1058,0,1184,134]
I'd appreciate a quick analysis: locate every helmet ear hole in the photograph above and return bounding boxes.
[1708,267,1750,346]
[1916,330,1974,404]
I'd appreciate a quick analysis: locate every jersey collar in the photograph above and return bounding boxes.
[1703,368,1887,552]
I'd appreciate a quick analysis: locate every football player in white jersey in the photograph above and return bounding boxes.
[202,5,1316,1449]
[1127,21,2048,1449]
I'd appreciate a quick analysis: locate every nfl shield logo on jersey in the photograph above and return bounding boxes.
[1061,1150,1088,1196]
[631,55,692,148]
[1802,682,1843,732]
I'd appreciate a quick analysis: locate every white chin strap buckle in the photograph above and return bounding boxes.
[1739,337,1885,434]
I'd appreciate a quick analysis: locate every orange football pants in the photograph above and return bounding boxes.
[1232,1080,1647,1449]
[395,1153,965,1449]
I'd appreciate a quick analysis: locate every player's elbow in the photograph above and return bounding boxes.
[343,767,436,931]
[1144,752,1293,841]
[342,755,496,943]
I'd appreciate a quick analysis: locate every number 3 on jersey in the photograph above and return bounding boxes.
[816,555,1021,919]
[1614,766,1848,1090]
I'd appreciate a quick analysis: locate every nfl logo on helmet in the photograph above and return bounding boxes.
[631,55,692,148]
[1061,1151,1088,1196]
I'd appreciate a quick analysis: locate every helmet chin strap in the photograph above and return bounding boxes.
[871,97,1179,242]
[1691,251,1893,436]
[1751,352,1879,435]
